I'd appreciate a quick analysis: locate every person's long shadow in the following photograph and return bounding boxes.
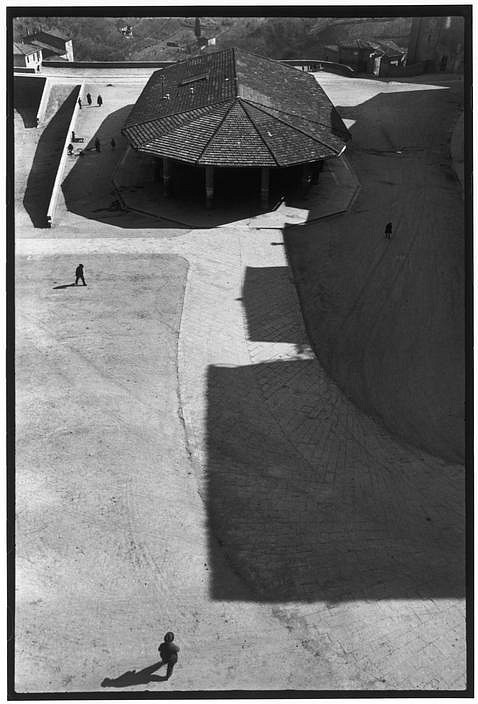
[101,661,167,688]
[53,282,77,289]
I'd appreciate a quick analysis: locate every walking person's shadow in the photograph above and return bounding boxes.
[101,661,168,688]
[52,282,76,289]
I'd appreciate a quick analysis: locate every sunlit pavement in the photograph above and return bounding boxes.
[14,72,466,692]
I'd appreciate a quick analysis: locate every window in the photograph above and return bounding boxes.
[179,72,209,86]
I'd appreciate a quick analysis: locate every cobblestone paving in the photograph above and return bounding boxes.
[15,72,466,692]
[17,228,466,691]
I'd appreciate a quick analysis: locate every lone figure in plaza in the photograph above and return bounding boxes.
[75,264,87,286]
[97,95,103,107]
[86,92,92,106]
[385,222,393,239]
[157,632,179,680]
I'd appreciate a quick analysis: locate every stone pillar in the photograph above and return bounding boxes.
[163,157,171,197]
[311,161,320,186]
[301,164,312,192]
[260,167,270,209]
[205,166,214,209]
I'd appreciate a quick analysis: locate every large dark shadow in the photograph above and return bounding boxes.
[101,661,167,688]
[14,76,45,128]
[283,77,465,464]
[207,361,465,602]
[23,85,80,227]
[242,265,302,344]
[208,77,465,603]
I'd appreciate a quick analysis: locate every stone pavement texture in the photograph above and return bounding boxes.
[115,148,359,229]
[14,71,467,693]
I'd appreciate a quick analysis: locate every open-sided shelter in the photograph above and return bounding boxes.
[122,48,350,208]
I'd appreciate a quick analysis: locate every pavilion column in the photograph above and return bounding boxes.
[311,161,321,185]
[163,157,171,197]
[205,166,214,209]
[301,164,312,192]
[260,167,270,209]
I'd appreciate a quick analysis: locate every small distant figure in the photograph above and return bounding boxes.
[97,95,103,107]
[75,264,87,286]
[67,143,74,155]
[78,97,82,109]
[71,130,75,141]
[111,137,116,150]
[86,92,92,106]
[385,222,392,239]
[95,138,101,152]
[157,632,179,680]
[36,65,41,73]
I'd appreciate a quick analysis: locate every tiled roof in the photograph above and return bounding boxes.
[24,30,69,50]
[13,42,39,55]
[122,47,350,168]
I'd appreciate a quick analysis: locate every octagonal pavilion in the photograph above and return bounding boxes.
[122,47,350,208]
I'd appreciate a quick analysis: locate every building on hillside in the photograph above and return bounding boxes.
[13,42,43,72]
[320,39,406,74]
[121,47,350,209]
[23,30,74,62]
[407,16,464,73]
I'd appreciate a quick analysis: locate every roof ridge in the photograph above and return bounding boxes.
[195,100,237,163]
[124,99,234,131]
[242,98,343,142]
[241,99,338,157]
[231,47,238,98]
[233,46,302,74]
[238,100,279,166]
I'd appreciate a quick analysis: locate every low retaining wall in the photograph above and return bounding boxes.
[281,59,355,76]
[36,77,52,124]
[46,83,83,227]
[14,66,39,74]
[43,59,175,69]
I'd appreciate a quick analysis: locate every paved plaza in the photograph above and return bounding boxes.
[14,70,466,692]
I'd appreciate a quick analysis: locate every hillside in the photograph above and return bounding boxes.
[13,15,412,61]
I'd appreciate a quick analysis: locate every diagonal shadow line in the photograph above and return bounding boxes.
[53,283,77,289]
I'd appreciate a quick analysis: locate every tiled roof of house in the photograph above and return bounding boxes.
[13,42,39,55]
[24,30,69,48]
[122,47,350,167]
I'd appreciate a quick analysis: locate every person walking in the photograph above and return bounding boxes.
[95,138,101,152]
[78,97,82,109]
[97,95,103,107]
[385,222,392,239]
[157,632,179,680]
[75,264,87,286]
[86,92,92,106]
[111,137,116,150]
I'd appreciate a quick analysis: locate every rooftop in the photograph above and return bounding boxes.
[122,47,350,168]
[13,41,40,56]
[24,30,70,52]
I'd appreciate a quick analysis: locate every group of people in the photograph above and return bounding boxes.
[78,92,103,110]
[67,136,116,155]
